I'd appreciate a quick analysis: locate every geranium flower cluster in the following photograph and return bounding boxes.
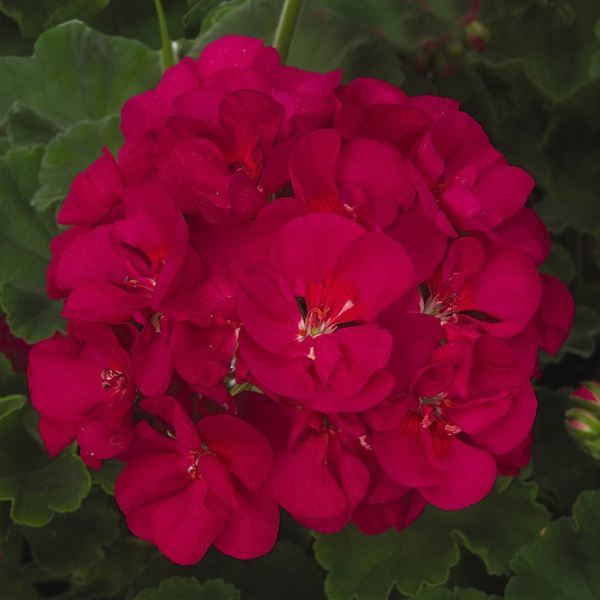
[27,36,574,565]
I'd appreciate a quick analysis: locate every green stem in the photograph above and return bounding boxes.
[154,0,175,71]
[273,0,305,65]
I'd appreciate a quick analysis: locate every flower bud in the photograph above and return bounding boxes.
[570,382,600,414]
[565,408,600,461]
[465,20,489,53]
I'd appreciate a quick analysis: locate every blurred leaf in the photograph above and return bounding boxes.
[539,242,576,285]
[535,118,600,237]
[532,386,600,514]
[64,537,158,600]
[4,103,61,148]
[0,394,25,420]
[506,489,600,600]
[0,353,27,397]
[324,0,477,52]
[473,0,600,102]
[134,577,240,600]
[32,114,123,211]
[0,21,160,130]
[436,478,550,576]
[0,146,65,343]
[314,478,548,600]
[0,519,41,599]
[413,586,502,600]
[22,488,120,576]
[314,517,459,600]
[189,0,404,86]
[89,458,125,496]
[0,400,91,527]
[0,0,107,38]
[90,0,188,50]
[0,11,33,56]
[542,305,600,365]
[183,0,226,37]
[132,540,326,600]
[0,284,65,344]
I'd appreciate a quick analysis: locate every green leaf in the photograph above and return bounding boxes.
[90,0,188,51]
[541,305,600,365]
[189,0,404,86]
[473,1,600,102]
[314,515,459,600]
[32,114,123,211]
[535,118,600,237]
[0,284,65,344]
[0,0,107,38]
[134,577,240,600]
[506,490,600,600]
[0,146,65,343]
[413,586,502,600]
[132,540,326,600]
[64,537,158,600]
[532,386,600,514]
[89,458,125,496]
[0,394,25,420]
[0,353,27,397]
[0,21,160,130]
[323,0,477,53]
[4,103,61,147]
[183,0,225,38]
[538,242,576,285]
[314,478,549,599]
[22,488,120,576]
[438,478,550,577]
[0,401,91,526]
[0,11,33,57]
[0,520,41,600]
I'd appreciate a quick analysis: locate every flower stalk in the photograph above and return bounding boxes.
[154,0,175,71]
[273,0,305,65]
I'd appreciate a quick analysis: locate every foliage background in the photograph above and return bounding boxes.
[0,0,599,598]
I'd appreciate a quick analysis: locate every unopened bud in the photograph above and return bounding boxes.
[566,408,600,438]
[570,381,600,414]
[465,20,489,53]
[566,408,600,460]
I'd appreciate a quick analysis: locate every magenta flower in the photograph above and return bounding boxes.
[373,315,537,509]
[50,183,188,324]
[27,322,136,468]
[24,30,576,563]
[115,400,278,565]
[237,212,414,412]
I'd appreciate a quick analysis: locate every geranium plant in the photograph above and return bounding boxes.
[1,1,600,599]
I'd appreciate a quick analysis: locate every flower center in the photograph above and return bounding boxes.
[298,305,335,339]
[100,368,128,393]
[429,180,448,203]
[421,292,457,322]
[419,392,461,435]
[296,294,356,341]
[123,274,157,294]
[187,449,203,481]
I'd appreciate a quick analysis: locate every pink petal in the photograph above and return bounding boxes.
[290,129,342,214]
[214,485,279,559]
[337,139,415,228]
[159,138,230,213]
[419,436,497,510]
[151,481,226,565]
[374,412,446,489]
[197,414,274,490]
[171,321,236,388]
[271,214,364,288]
[267,435,347,520]
[331,233,415,321]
